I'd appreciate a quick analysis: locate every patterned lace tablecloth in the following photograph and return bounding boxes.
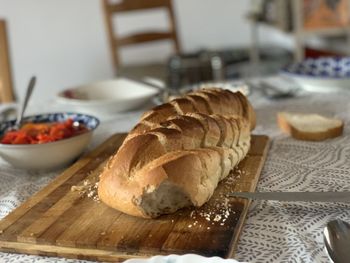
[0,90,350,263]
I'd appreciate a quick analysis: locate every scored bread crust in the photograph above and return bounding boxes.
[98,88,255,218]
[128,88,255,141]
[277,112,344,141]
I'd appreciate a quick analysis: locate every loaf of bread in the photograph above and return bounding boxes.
[98,88,256,218]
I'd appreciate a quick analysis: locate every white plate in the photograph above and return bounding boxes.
[56,78,159,116]
[124,254,245,263]
[280,57,350,92]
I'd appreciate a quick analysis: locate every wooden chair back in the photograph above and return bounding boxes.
[0,19,15,103]
[102,0,181,72]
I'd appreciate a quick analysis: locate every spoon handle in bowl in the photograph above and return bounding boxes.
[16,76,36,127]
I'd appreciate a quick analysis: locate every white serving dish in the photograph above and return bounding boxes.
[280,57,350,92]
[0,112,99,170]
[124,254,244,263]
[56,78,159,115]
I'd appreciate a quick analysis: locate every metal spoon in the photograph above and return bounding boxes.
[324,219,350,263]
[12,76,36,130]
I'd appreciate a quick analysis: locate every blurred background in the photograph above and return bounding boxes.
[1,0,349,103]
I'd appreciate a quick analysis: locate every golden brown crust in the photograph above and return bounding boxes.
[190,91,223,115]
[141,103,177,123]
[277,113,292,135]
[129,89,254,140]
[170,98,197,114]
[289,125,343,141]
[185,94,212,114]
[98,88,255,218]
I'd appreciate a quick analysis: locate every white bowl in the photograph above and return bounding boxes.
[0,113,99,170]
[56,78,159,115]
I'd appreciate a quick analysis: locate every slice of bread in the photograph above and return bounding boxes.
[277,112,344,141]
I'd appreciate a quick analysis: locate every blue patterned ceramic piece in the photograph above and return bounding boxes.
[282,57,350,79]
[280,57,350,92]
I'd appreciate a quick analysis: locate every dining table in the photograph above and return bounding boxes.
[0,80,349,263]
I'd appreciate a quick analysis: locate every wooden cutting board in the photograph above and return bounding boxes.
[0,133,269,262]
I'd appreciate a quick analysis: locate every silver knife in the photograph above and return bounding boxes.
[228,192,350,202]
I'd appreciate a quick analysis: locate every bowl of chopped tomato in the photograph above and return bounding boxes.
[0,112,99,170]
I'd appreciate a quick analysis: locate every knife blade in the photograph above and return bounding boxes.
[228,192,350,202]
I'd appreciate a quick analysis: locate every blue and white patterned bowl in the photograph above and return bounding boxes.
[280,57,350,92]
[0,112,99,170]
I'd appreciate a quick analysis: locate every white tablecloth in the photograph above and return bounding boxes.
[0,88,349,262]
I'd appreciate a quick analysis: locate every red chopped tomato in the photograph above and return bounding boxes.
[37,133,55,144]
[0,118,88,145]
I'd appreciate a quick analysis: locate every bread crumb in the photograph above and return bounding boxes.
[145,185,156,193]
[71,185,84,192]
[213,215,221,222]
[71,176,100,202]
[186,171,243,227]
[190,210,195,218]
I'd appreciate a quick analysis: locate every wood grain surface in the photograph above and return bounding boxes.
[0,133,270,262]
[0,20,15,103]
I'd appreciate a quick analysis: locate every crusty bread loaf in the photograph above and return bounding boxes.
[98,88,255,218]
[277,112,343,141]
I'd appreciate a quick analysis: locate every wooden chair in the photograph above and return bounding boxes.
[0,19,15,103]
[101,0,181,81]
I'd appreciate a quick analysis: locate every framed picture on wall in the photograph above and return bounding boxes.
[303,0,350,29]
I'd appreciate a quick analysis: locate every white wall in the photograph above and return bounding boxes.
[175,0,253,51]
[0,0,285,103]
[0,0,113,103]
